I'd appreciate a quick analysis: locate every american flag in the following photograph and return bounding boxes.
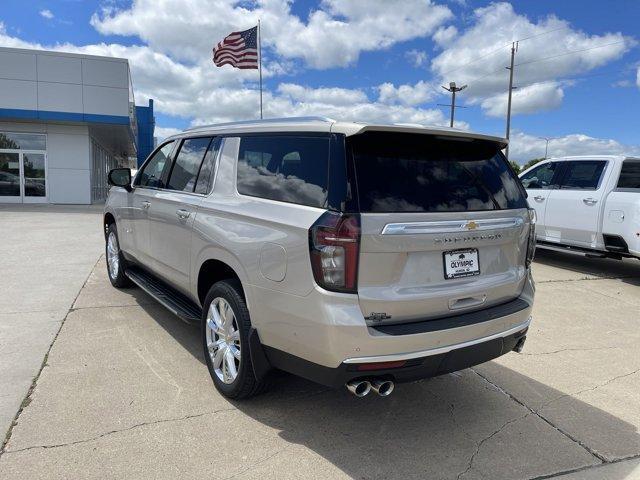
[213,26,258,70]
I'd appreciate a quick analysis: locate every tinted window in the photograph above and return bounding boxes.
[559,161,606,190]
[348,132,527,212]
[617,161,640,189]
[520,162,559,189]
[237,136,329,207]
[195,138,221,194]
[166,137,212,192]
[137,141,174,188]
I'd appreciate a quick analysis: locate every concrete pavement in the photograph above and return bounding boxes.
[0,207,639,479]
[0,205,104,443]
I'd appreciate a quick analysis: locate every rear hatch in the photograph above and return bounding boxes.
[348,131,531,325]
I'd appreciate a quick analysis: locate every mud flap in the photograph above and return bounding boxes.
[248,327,271,381]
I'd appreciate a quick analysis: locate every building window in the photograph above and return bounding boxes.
[0,132,46,150]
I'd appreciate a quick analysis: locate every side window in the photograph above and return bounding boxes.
[136,141,174,188]
[166,137,212,192]
[559,161,606,190]
[617,161,640,189]
[194,138,221,194]
[520,162,558,189]
[237,135,330,207]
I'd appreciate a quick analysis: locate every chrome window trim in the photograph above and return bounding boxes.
[381,217,524,235]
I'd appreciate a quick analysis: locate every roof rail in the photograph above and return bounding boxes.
[184,116,335,132]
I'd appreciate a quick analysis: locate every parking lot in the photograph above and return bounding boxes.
[0,205,638,479]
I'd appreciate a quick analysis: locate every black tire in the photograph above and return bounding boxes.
[202,279,265,399]
[105,223,133,288]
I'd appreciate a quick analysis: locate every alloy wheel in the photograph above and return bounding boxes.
[205,297,241,384]
[107,231,120,279]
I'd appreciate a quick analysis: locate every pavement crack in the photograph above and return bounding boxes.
[223,445,290,479]
[4,408,237,455]
[519,346,618,356]
[0,255,103,458]
[539,368,640,412]
[456,412,530,480]
[470,368,607,464]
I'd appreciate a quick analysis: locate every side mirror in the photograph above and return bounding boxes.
[108,168,132,192]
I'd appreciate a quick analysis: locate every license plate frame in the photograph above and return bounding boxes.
[443,248,480,280]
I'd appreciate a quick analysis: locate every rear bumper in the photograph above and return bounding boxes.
[251,269,535,371]
[263,324,529,388]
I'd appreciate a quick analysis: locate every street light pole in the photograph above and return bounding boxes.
[538,136,556,159]
[441,82,467,128]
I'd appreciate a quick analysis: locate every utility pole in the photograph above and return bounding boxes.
[538,136,555,159]
[441,82,467,128]
[505,41,518,159]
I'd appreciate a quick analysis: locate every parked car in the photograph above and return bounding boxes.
[104,117,535,399]
[520,155,640,260]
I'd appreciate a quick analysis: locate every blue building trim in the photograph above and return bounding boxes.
[0,108,130,125]
[135,99,155,167]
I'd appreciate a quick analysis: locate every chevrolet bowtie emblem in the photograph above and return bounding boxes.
[465,221,478,230]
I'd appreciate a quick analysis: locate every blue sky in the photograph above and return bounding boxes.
[1,0,639,162]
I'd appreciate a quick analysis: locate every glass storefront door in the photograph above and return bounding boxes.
[0,152,22,202]
[0,151,47,203]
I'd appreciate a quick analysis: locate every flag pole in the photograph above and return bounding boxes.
[258,19,263,119]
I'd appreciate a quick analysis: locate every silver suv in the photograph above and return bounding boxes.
[104,117,535,399]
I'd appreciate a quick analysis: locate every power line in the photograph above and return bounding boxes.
[515,40,627,67]
[516,25,569,43]
[434,26,571,81]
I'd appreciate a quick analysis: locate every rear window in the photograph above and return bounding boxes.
[237,135,329,207]
[558,161,606,190]
[348,132,527,212]
[617,161,640,189]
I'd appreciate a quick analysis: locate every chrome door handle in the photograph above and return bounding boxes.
[533,195,545,202]
[176,209,191,219]
[583,198,598,206]
[141,201,151,209]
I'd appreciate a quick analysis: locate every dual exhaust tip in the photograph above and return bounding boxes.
[346,379,394,397]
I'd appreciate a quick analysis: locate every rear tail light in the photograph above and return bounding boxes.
[526,208,536,268]
[309,212,360,293]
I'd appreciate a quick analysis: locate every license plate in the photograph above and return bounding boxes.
[443,249,480,279]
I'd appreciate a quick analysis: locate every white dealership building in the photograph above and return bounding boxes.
[0,46,154,204]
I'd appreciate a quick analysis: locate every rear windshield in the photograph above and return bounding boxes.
[348,132,527,213]
[617,161,640,189]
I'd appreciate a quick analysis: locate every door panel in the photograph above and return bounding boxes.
[22,153,47,203]
[128,188,156,265]
[148,191,202,292]
[147,136,214,293]
[544,161,607,248]
[520,161,561,238]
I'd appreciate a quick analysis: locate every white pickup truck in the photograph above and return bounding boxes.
[519,155,640,260]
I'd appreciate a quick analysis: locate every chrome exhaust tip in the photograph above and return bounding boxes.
[346,380,371,397]
[371,379,395,397]
[513,336,526,353]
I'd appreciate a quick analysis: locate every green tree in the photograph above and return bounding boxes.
[509,160,521,174]
[522,158,544,171]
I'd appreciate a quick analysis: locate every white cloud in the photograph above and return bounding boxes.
[431,2,633,115]
[480,81,564,117]
[509,131,640,163]
[91,0,453,68]
[637,67,640,88]
[39,9,54,20]
[405,49,428,68]
[433,25,457,47]
[154,126,182,141]
[277,83,368,106]
[377,81,435,106]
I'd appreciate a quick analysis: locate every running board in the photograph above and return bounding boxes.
[125,266,202,323]
[536,242,621,260]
